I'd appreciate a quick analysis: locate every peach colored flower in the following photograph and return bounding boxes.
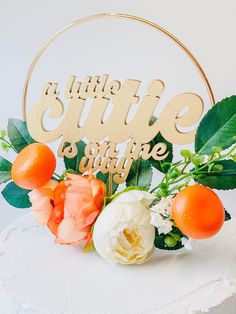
[29,180,58,225]
[29,174,106,246]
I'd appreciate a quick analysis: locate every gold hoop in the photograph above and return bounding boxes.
[22,12,215,120]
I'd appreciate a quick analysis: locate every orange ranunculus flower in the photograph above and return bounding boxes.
[29,174,106,246]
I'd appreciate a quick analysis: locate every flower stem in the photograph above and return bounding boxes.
[53,172,61,180]
[0,137,17,153]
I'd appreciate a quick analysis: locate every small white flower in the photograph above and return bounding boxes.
[150,212,164,227]
[181,237,193,251]
[152,195,173,217]
[158,220,173,235]
[150,196,174,234]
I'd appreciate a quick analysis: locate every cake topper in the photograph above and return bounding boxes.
[1,13,236,265]
[27,75,204,183]
[22,13,214,186]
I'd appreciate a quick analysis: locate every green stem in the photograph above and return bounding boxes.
[168,174,190,185]
[53,172,61,180]
[0,137,17,153]
[181,161,190,173]
[151,143,236,197]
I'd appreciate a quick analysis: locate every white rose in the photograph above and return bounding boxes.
[93,190,155,265]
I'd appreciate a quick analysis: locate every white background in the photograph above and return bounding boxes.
[0,1,236,313]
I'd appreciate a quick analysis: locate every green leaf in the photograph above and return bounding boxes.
[191,155,205,166]
[231,154,236,162]
[7,118,35,152]
[194,160,236,190]
[195,96,236,154]
[1,142,9,152]
[211,164,224,172]
[2,182,31,208]
[154,227,187,251]
[0,129,7,138]
[96,172,119,194]
[149,132,173,173]
[63,141,86,174]
[212,146,222,154]
[180,149,192,160]
[168,168,181,179]
[0,157,12,184]
[225,210,231,221]
[164,235,177,248]
[126,159,152,189]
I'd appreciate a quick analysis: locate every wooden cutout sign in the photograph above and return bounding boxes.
[23,14,215,186]
[27,74,204,184]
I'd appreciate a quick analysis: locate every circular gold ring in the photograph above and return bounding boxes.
[22,12,215,120]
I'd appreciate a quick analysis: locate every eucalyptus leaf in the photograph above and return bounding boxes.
[126,159,152,189]
[96,172,119,194]
[2,182,31,208]
[193,160,236,190]
[0,157,12,184]
[64,141,86,174]
[195,96,236,154]
[7,118,35,152]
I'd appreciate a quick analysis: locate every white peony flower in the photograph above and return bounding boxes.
[150,195,174,234]
[93,190,155,265]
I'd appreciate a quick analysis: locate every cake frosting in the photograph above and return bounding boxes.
[0,212,235,314]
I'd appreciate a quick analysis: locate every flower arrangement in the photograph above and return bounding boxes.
[0,96,236,265]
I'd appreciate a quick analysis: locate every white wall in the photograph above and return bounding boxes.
[0,0,236,230]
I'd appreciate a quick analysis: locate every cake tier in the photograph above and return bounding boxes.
[0,213,236,314]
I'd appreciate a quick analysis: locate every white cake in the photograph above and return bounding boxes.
[0,212,236,314]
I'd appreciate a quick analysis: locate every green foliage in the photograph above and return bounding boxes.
[232,154,236,162]
[225,210,231,221]
[7,118,35,152]
[126,159,152,189]
[0,157,12,184]
[194,160,236,190]
[0,130,7,138]
[2,182,31,208]
[180,149,191,160]
[1,142,9,152]
[212,146,222,154]
[96,172,119,194]
[149,132,173,173]
[191,155,205,166]
[63,141,86,174]
[154,227,187,251]
[195,96,236,154]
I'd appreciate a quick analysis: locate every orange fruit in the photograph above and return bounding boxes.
[11,143,56,190]
[172,185,225,239]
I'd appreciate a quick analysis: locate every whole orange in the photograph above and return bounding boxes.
[11,143,56,190]
[172,185,225,239]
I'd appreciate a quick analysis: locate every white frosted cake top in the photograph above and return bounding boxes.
[0,213,236,314]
